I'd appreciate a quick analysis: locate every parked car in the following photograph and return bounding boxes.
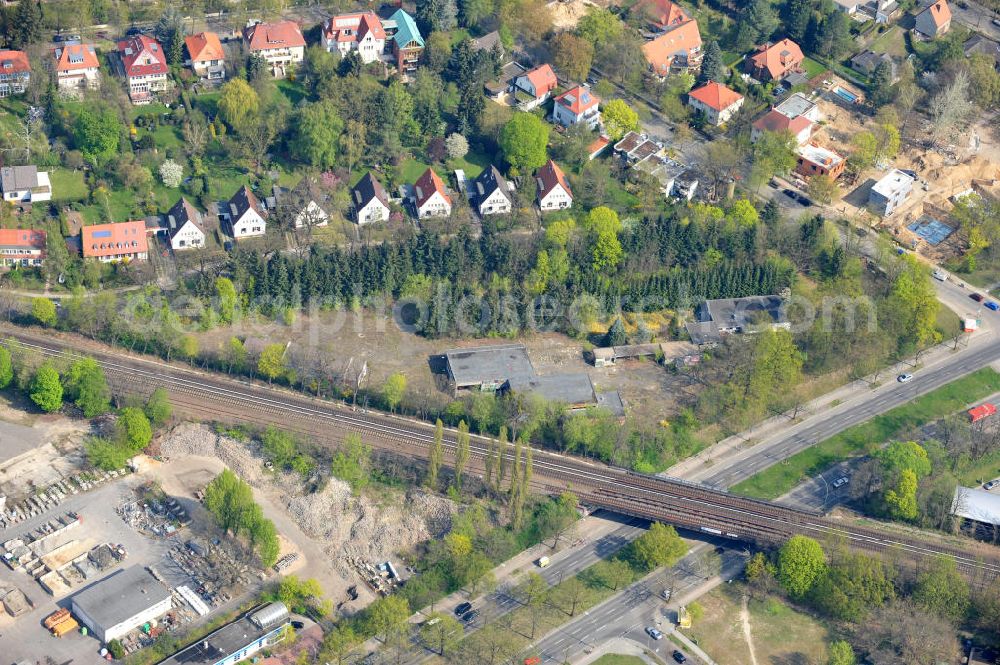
[661,588,672,600]
[645,626,664,640]
[971,293,986,302]
[672,650,688,663]
[897,373,914,383]
[461,609,480,623]
[832,476,850,488]
[987,301,1000,311]
[993,17,1000,27]
[291,620,305,630]
[932,269,946,281]
[985,479,1000,491]
[454,602,472,617]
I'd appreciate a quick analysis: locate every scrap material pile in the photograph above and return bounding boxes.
[117,492,191,537]
[0,468,128,529]
[154,538,255,610]
[347,557,403,596]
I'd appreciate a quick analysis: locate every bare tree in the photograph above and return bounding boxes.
[928,69,973,146]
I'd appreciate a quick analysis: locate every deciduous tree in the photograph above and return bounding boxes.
[601,99,639,142]
[383,373,407,413]
[30,363,62,413]
[499,112,550,173]
[777,535,826,598]
[630,522,687,572]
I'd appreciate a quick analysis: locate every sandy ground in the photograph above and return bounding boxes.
[548,0,596,30]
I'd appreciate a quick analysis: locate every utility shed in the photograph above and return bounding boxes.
[698,295,787,334]
[71,565,172,642]
[951,486,1000,527]
[444,343,535,394]
[506,373,597,409]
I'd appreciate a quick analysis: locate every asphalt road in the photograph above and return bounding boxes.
[951,0,1000,40]
[686,277,1000,489]
[530,544,749,664]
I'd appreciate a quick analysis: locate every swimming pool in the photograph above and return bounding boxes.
[834,86,858,104]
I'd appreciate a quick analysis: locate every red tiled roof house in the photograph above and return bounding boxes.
[640,9,703,77]
[322,12,386,63]
[53,43,100,93]
[244,20,306,78]
[745,39,804,82]
[0,229,46,268]
[413,168,452,219]
[552,85,601,130]
[511,64,558,111]
[914,0,951,38]
[751,109,814,145]
[185,32,226,80]
[116,35,169,104]
[536,160,573,211]
[0,50,30,98]
[82,221,148,262]
[687,81,743,126]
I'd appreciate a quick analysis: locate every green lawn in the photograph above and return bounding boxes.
[869,25,908,58]
[130,102,171,121]
[731,367,1000,499]
[592,656,647,665]
[276,79,308,105]
[49,168,88,203]
[447,149,492,178]
[195,91,221,117]
[398,157,431,184]
[800,57,828,79]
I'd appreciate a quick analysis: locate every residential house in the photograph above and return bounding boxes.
[385,9,424,77]
[964,35,1000,69]
[686,80,743,126]
[226,185,267,238]
[511,64,558,111]
[164,197,208,250]
[293,200,329,228]
[473,166,513,216]
[184,32,226,80]
[116,35,169,104]
[633,0,694,31]
[850,51,897,80]
[696,295,788,335]
[536,159,573,211]
[53,43,100,93]
[552,85,601,130]
[868,169,915,216]
[751,109,814,145]
[795,144,845,180]
[641,17,702,77]
[82,221,148,262]
[0,166,51,204]
[322,12,386,63]
[914,0,951,38]
[614,131,665,166]
[613,132,697,200]
[413,168,452,219]
[0,50,29,98]
[0,229,46,268]
[244,20,306,78]
[745,39,804,81]
[485,61,525,101]
[832,0,860,14]
[352,172,391,224]
[774,92,822,122]
[471,31,503,56]
[588,136,611,160]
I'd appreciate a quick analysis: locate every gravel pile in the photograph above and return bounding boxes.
[159,423,267,485]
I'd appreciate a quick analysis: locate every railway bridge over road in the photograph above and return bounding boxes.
[4,325,1000,584]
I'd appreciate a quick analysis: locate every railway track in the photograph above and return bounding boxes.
[5,326,1000,581]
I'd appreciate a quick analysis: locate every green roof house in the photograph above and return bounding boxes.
[388,9,424,77]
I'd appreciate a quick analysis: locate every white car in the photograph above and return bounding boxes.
[832,476,849,489]
[985,479,1000,491]
[932,269,947,282]
[897,373,914,383]
[646,626,664,640]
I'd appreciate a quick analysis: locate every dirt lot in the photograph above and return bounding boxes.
[548,0,597,30]
[156,423,458,608]
[685,583,831,665]
[195,310,688,427]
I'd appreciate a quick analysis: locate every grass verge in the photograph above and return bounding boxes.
[730,367,1000,499]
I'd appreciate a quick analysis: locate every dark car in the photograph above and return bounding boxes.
[291,620,305,629]
[714,546,726,554]
[797,194,814,207]
[971,292,986,302]
[672,650,687,663]
[454,602,472,617]
[988,301,1000,311]
[782,188,797,199]
[125,26,143,36]
[461,609,480,623]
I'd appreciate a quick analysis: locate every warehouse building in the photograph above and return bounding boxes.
[71,566,172,643]
[157,602,290,665]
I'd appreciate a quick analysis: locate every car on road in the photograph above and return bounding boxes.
[454,602,472,617]
[832,476,850,488]
[897,373,914,383]
[993,17,1000,27]
[714,546,726,554]
[987,301,1000,311]
[461,609,480,623]
[672,650,688,663]
[932,269,947,281]
[661,588,672,600]
[985,479,1000,491]
[971,293,986,302]
[646,626,664,640]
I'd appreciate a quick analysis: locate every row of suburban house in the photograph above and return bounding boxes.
[350,158,575,224]
[0,9,426,104]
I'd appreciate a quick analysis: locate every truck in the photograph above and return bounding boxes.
[535,556,550,568]
[51,616,79,637]
[43,609,70,630]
